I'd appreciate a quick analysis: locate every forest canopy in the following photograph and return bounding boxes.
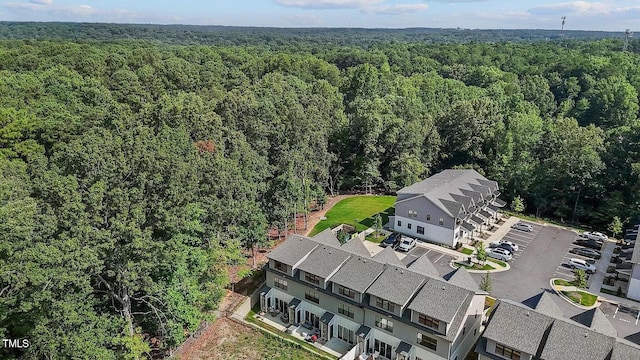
[1,24,640,359]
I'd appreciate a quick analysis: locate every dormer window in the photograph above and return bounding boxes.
[495,343,521,360]
[375,298,395,312]
[418,313,440,330]
[337,284,356,299]
[304,272,321,285]
[273,260,287,273]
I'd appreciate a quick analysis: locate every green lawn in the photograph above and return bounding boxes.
[562,290,598,307]
[461,248,474,255]
[309,196,396,236]
[487,258,506,267]
[365,233,385,243]
[454,262,495,271]
[553,279,573,287]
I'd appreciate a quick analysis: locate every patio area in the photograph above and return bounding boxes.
[253,310,353,358]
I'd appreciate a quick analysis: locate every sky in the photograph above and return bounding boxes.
[0,0,638,31]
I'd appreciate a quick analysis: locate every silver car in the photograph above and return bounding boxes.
[512,222,533,232]
[397,237,417,252]
[488,248,512,261]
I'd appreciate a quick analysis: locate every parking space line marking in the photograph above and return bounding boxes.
[636,310,639,325]
[434,254,445,263]
[614,305,619,318]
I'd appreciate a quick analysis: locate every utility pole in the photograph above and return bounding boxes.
[560,16,566,40]
[623,29,633,52]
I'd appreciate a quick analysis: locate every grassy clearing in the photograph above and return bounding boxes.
[365,233,385,243]
[309,196,396,236]
[461,248,474,255]
[245,306,335,359]
[562,291,598,307]
[454,262,495,271]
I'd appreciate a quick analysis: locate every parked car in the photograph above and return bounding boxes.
[487,248,512,262]
[567,258,596,274]
[512,222,533,232]
[397,236,417,252]
[498,240,519,252]
[381,233,400,248]
[574,239,602,250]
[497,243,517,254]
[569,247,601,259]
[584,232,608,242]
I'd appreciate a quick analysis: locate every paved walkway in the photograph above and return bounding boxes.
[588,239,615,294]
[481,216,521,247]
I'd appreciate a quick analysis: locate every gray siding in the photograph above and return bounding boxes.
[369,294,403,318]
[396,196,455,229]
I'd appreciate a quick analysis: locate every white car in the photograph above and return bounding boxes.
[397,236,417,252]
[584,232,608,242]
[498,240,519,252]
[567,258,596,274]
[512,222,533,232]
[487,248,512,262]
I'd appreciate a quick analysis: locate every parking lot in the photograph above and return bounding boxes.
[490,221,542,261]
[553,239,600,281]
[598,301,640,342]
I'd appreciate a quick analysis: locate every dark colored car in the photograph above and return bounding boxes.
[574,239,602,250]
[381,233,400,248]
[569,247,601,259]
[497,243,517,254]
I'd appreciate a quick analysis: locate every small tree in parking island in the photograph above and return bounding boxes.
[510,195,525,214]
[476,243,487,265]
[573,269,588,289]
[480,272,492,292]
[608,216,622,239]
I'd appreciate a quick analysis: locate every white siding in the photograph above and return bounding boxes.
[628,265,640,301]
[395,215,455,247]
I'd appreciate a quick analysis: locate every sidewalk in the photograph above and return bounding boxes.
[481,216,520,247]
[587,239,615,294]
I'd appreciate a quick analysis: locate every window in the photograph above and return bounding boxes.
[305,290,319,304]
[337,325,355,344]
[417,333,437,350]
[408,223,412,230]
[426,214,431,221]
[495,343,521,360]
[304,272,321,285]
[273,260,287,273]
[417,226,425,235]
[408,210,417,218]
[397,220,402,227]
[439,218,444,226]
[274,277,287,291]
[375,317,393,332]
[338,303,354,319]
[418,313,440,330]
[337,285,356,299]
[375,298,395,312]
[375,340,393,358]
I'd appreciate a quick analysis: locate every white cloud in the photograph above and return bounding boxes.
[30,0,52,5]
[368,3,429,15]
[275,0,384,10]
[528,1,618,15]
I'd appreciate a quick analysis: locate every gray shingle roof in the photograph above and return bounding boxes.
[476,179,499,192]
[407,255,440,278]
[523,292,564,319]
[366,265,426,307]
[330,256,385,293]
[407,278,471,324]
[396,169,498,217]
[297,245,351,280]
[340,238,372,257]
[312,228,341,248]
[570,308,617,337]
[470,214,485,225]
[356,324,371,337]
[443,268,478,292]
[267,235,318,266]
[479,209,493,219]
[320,311,335,324]
[541,319,616,360]
[461,221,476,232]
[372,246,404,267]
[610,341,640,360]
[395,341,413,356]
[444,294,473,341]
[449,193,473,211]
[482,300,553,356]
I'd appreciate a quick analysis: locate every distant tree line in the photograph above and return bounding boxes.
[1,33,640,358]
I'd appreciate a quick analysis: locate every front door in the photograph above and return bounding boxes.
[321,322,328,340]
[375,339,393,359]
[287,306,295,325]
